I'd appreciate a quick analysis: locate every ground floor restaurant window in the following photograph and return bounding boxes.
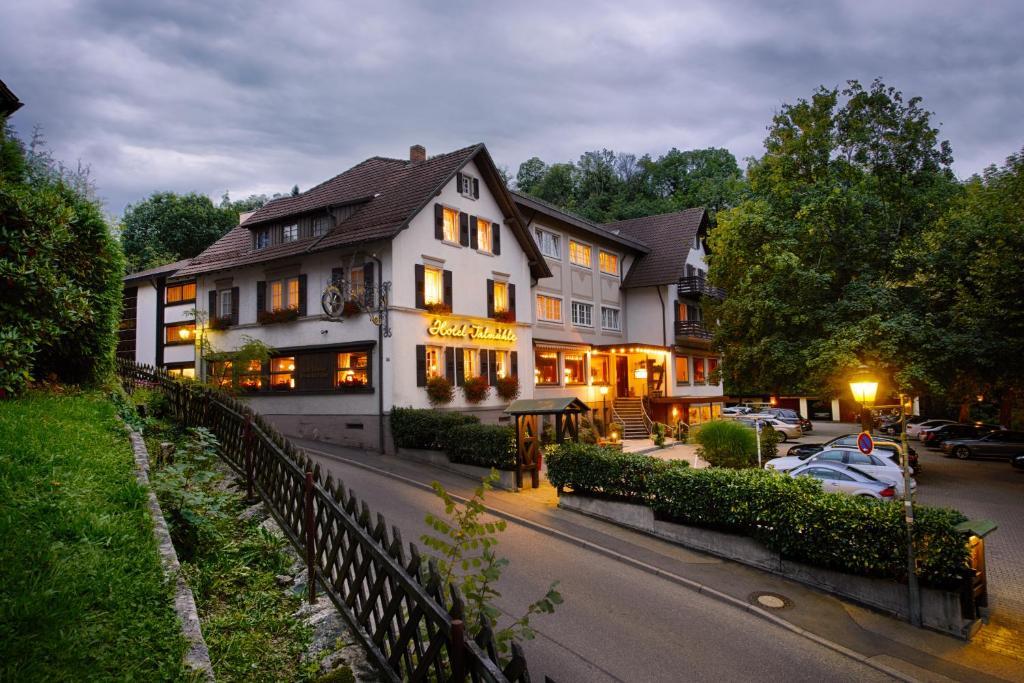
[336,351,369,387]
[535,350,559,385]
[687,403,722,426]
[425,346,443,379]
[590,354,609,385]
[564,352,586,385]
[212,347,373,393]
[271,357,296,390]
[166,365,195,379]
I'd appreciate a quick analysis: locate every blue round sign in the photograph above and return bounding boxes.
[857,431,874,455]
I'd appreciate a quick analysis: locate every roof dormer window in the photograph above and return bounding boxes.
[282,224,298,242]
[457,171,480,200]
[255,228,271,250]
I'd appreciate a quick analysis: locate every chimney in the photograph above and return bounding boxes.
[409,144,426,162]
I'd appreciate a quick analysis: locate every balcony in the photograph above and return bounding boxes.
[677,276,725,300]
[675,320,712,343]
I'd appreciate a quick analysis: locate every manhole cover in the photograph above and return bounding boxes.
[749,591,792,610]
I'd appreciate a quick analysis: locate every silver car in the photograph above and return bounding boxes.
[788,462,897,500]
[738,416,802,442]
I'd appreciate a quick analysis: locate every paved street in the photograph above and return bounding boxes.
[304,446,896,682]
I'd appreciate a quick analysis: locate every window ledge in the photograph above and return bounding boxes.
[441,239,463,249]
[476,250,495,257]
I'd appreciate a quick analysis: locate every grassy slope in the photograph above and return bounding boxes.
[0,391,187,681]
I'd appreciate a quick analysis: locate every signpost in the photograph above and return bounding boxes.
[857,431,874,455]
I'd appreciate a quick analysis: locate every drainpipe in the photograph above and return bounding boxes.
[655,285,667,347]
[368,254,385,454]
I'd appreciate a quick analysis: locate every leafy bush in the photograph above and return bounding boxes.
[548,448,971,589]
[444,423,517,470]
[425,376,454,406]
[652,422,668,448]
[759,423,781,460]
[461,375,489,404]
[692,420,757,468]
[545,442,688,501]
[390,406,478,450]
[495,375,520,402]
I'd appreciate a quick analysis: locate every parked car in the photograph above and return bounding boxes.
[758,407,813,433]
[880,414,929,436]
[736,416,802,442]
[766,446,915,490]
[788,462,898,500]
[1012,454,1024,472]
[906,419,957,440]
[920,423,999,449]
[786,433,919,473]
[941,431,1024,460]
[722,406,752,416]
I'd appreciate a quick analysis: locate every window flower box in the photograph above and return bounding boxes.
[258,308,299,325]
[492,310,516,323]
[424,302,452,315]
[208,315,232,331]
[495,375,520,402]
[461,375,490,404]
[425,376,454,406]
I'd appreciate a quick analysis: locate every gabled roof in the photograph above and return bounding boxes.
[512,191,650,254]
[176,144,551,279]
[0,78,23,117]
[123,258,193,284]
[607,209,708,288]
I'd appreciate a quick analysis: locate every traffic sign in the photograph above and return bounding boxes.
[857,431,874,454]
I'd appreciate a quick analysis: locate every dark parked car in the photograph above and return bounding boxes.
[787,433,919,473]
[1012,453,1024,472]
[941,431,1024,460]
[920,423,999,448]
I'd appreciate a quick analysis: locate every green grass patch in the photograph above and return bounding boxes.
[0,390,188,681]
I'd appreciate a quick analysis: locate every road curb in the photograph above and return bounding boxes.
[303,446,917,683]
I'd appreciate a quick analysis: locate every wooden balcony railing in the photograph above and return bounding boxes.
[677,276,726,300]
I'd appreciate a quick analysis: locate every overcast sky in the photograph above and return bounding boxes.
[3,0,1022,216]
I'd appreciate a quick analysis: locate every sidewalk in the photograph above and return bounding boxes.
[294,438,1024,683]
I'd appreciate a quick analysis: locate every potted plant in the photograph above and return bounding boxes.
[495,375,520,402]
[342,299,362,318]
[425,376,454,406]
[424,302,452,315]
[258,308,299,325]
[461,375,489,404]
[493,310,516,323]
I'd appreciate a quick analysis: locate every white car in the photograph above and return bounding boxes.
[766,447,916,491]
[722,406,752,416]
[788,462,898,500]
[738,416,802,442]
[906,419,956,440]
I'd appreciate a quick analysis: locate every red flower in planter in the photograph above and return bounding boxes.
[425,376,454,406]
[492,310,516,323]
[461,375,490,404]
[495,375,520,402]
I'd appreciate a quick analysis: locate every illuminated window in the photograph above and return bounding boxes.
[166,366,195,379]
[569,241,591,267]
[424,265,444,305]
[700,404,712,423]
[590,354,610,384]
[694,358,706,384]
[601,306,621,331]
[476,218,492,253]
[564,353,585,385]
[239,360,263,390]
[712,404,722,419]
[269,276,300,311]
[494,350,509,379]
[535,229,560,258]
[166,282,196,304]
[536,294,562,322]
[165,323,195,344]
[282,224,298,242]
[708,358,719,385]
[493,281,508,313]
[688,405,699,426]
[270,357,296,391]
[425,346,443,379]
[210,360,233,387]
[599,251,619,275]
[535,351,559,385]
[571,301,593,327]
[442,207,459,242]
[675,355,690,385]
[255,229,271,249]
[463,349,478,379]
[336,351,369,387]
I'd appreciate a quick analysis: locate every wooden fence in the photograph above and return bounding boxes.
[116,359,534,683]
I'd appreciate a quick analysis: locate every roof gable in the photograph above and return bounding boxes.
[512,191,650,254]
[607,209,708,288]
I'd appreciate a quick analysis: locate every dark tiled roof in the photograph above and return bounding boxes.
[607,209,708,288]
[176,144,550,279]
[123,257,193,283]
[511,191,649,254]
[0,78,23,116]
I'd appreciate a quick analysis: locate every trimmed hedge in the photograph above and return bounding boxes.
[692,419,756,468]
[547,445,970,589]
[444,423,517,470]
[390,407,478,450]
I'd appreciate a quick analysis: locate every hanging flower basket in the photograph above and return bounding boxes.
[342,299,362,318]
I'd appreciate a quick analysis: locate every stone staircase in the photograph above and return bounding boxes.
[613,398,650,439]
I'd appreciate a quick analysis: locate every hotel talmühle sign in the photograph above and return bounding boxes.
[427,318,517,343]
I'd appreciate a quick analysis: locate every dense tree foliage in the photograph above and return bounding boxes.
[705,80,958,399]
[515,147,745,223]
[120,192,240,271]
[0,123,124,396]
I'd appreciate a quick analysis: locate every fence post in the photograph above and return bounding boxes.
[305,470,316,604]
[244,415,255,503]
[450,619,466,683]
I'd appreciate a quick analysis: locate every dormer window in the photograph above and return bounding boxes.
[312,216,331,236]
[282,224,298,242]
[255,229,270,249]
[457,171,480,199]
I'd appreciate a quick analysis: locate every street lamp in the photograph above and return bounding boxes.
[849,365,879,433]
[599,385,609,437]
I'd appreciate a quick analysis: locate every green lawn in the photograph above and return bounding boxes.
[0,390,188,681]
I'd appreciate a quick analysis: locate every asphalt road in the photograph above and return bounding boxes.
[308,451,895,682]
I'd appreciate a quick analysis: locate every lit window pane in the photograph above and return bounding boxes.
[271,357,295,390]
[477,219,491,252]
[599,251,618,275]
[336,351,369,387]
[271,281,283,311]
[569,241,591,267]
[564,353,585,384]
[535,351,559,385]
[424,266,443,305]
[493,282,508,313]
[287,278,299,310]
[443,208,459,241]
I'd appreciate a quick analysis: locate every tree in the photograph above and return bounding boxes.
[219,191,269,213]
[706,80,957,399]
[514,157,547,193]
[120,192,239,271]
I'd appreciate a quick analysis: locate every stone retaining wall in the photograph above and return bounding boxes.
[396,448,520,491]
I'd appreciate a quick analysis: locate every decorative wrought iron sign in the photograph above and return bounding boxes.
[321,279,391,337]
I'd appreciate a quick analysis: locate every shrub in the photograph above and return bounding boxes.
[425,376,454,406]
[461,375,489,404]
[759,423,781,460]
[652,422,668,448]
[444,423,517,470]
[546,442,688,501]
[548,448,972,589]
[494,375,520,402]
[692,420,757,468]
[390,406,478,450]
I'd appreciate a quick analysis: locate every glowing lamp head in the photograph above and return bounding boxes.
[599,385,609,396]
[178,327,192,341]
[848,365,879,406]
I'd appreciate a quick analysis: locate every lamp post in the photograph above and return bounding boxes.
[848,366,921,627]
[599,385,609,437]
